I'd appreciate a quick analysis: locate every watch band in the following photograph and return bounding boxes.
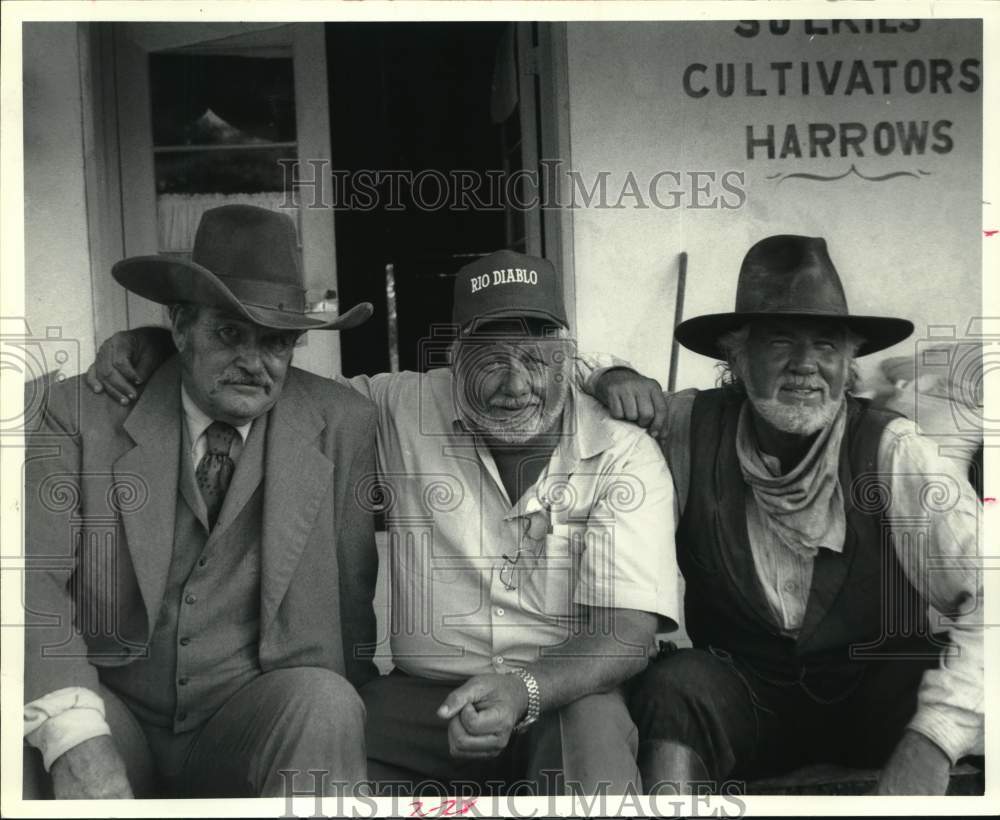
[512,667,541,733]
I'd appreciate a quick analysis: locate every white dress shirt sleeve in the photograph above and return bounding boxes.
[24,687,111,771]
[879,417,984,763]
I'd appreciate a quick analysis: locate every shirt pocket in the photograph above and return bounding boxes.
[521,526,585,620]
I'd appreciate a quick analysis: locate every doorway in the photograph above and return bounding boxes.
[88,21,565,379]
[326,22,511,376]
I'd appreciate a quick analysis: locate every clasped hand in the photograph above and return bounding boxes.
[437,674,530,759]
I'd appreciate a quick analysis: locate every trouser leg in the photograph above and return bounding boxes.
[362,671,512,793]
[22,748,51,800]
[631,645,940,788]
[169,667,367,797]
[522,688,639,794]
[364,672,641,796]
[629,649,771,786]
[362,671,452,791]
[638,741,710,795]
[822,654,940,768]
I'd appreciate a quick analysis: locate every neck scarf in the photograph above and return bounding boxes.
[736,398,847,559]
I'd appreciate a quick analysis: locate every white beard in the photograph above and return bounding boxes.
[747,392,843,436]
[458,385,568,444]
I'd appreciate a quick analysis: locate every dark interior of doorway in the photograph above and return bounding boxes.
[326,22,508,377]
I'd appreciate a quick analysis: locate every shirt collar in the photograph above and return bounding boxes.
[450,384,618,520]
[180,384,252,445]
[569,389,617,460]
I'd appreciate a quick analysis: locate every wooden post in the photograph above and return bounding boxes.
[668,251,688,392]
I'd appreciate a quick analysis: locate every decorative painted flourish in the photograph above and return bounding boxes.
[764,164,931,184]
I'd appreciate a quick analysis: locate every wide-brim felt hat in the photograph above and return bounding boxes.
[674,234,914,360]
[112,204,373,331]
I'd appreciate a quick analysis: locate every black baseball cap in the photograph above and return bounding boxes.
[452,250,568,332]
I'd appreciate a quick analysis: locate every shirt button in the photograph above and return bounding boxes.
[178,676,190,686]
[495,607,505,617]
[185,593,197,605]
[197,558,207,568]
[783,581,798,593]
[177,712,188,722]
[179,637,191,647]
[494,656,504,665]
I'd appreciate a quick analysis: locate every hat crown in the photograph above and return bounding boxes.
[111,204,374,331]
[735,235,849,316]
[451,249,567,330]
[192,204,303,291]
[671,233,914,359]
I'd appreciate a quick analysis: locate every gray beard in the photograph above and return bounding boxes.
[747,392,844,436]
[459,386,569,445]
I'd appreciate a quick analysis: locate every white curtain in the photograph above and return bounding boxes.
[157,192,299,253]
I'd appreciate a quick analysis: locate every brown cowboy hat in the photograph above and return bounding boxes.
[674,234,914,359]
[112,204,373,331]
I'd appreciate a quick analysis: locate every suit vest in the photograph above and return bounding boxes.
[101,416,266,732]
[677,389,942,694]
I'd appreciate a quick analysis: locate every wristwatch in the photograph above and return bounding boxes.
[512,667,541,733]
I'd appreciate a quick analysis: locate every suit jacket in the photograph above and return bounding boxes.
[24,356,379,703]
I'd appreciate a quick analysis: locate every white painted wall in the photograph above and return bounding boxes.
[565,19,983,392]
[23,23,95,377]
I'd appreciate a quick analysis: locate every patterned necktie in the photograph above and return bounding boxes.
[196,421,238,529]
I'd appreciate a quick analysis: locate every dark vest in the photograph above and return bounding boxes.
[678,389,943,693]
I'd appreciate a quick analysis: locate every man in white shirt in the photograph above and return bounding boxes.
[350,253,678,793]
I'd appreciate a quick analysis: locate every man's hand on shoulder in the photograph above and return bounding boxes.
[594,367,667,438]
[437,674,529,759]
[84,327,174,405]
[875,730,951,795]
[49,735,134,799]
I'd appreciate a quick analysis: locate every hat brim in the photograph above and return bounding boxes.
[112,256,373,331]
[459,307,569,333]
[674,311,915,360]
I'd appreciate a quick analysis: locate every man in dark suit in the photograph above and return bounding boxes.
[23,205,379,798]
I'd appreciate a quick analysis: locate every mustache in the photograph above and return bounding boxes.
[220,373,271,389]
[488,398,542,410]
[780,379,825,390]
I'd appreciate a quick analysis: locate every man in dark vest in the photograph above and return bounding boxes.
[23,205,379,798]
[603,235,983,794]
